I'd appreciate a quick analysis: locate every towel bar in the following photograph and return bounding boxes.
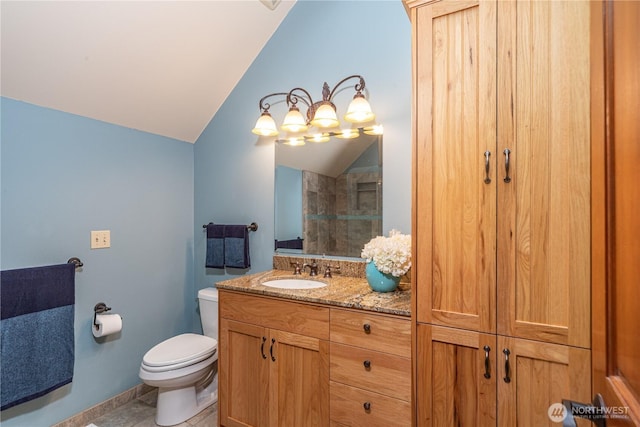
[202,222,258,232]
[67,257,83,270]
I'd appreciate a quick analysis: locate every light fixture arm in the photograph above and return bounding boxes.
[286,87,314,109]
[257,92,289,113]
[326,74,366,101]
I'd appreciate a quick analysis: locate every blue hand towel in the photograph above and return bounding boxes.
[205,223,225,268]
[1,263,75,411]
[224,225,251,269]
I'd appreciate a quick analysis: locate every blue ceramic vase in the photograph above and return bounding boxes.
[365,262,400,293]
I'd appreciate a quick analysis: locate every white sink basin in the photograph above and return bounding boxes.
[261,279,327,290]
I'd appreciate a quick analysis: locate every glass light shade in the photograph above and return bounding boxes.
[363,124,384,135]
[281,106,308,133]
[306,132,330,143]
[335,128,361,139]
[310,103,339,128]
[282,136,306,146]
[344,94,375,124]
[251,112,279,136]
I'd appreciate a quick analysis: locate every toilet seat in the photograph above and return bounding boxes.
[142,333,217,373]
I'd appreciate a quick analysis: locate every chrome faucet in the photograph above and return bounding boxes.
[303,261,319,276]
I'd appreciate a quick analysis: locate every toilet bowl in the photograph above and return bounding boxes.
[139,288,219,426]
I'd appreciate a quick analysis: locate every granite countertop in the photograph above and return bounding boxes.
[215,269,411,317]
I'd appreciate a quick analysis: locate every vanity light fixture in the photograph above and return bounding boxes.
[251,75,381,143]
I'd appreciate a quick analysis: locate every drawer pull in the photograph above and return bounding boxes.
[260,336,267,360]
[503,148,512,183]
[363,323,371,334]
[363,402,371,411]
[484,150,492,184]
[363,360,371,369]
[483,345,491,379]
[270,338,276,362]
[503,348,511,383]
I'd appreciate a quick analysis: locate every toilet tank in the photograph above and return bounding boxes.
[197,287,219,340]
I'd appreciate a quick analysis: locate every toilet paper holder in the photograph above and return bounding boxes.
[93,302,111,330]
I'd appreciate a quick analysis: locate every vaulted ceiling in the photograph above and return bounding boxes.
[1,1,296,143]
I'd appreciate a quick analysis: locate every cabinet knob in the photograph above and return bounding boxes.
[363,323,371,334]
[363,360,371,369]
[363,402,371,411]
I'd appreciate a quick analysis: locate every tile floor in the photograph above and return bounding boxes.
[86,389,218,427]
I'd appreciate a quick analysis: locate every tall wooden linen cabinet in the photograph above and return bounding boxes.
[406,0,593,425]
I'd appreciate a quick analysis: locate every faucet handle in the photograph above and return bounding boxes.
[323,265,341,278]
[290,262,302,275]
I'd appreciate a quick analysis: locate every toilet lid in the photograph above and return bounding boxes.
[143,333,217,368]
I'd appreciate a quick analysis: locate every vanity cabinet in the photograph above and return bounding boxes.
[219,291,330,427]
[329,309,411,426]
[407,0,593,424]
[218,289,412,427]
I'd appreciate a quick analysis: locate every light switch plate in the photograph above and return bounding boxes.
[91,230,110,249]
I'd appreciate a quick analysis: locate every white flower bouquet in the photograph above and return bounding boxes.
[361,229,412,277]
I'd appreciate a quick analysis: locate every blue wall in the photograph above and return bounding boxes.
[0,98,195,426]
[194,0,411,296]
[0,0,411,424]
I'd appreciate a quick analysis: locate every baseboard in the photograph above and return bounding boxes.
[52,383,154,427]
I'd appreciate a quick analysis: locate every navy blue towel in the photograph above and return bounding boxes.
[205,223,225,268]
[1,263,75,411]
[224,225,251,269]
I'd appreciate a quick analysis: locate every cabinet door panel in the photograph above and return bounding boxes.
[220,319,269,427]
[270,329,329,427]
[497,0,591,348]
[416,324,496,427]
[414,0,497,333]
[497,336,591,427]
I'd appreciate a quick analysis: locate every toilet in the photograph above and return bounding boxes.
[139,287,219,426]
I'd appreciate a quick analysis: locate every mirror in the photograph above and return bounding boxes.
[275,133,382,258]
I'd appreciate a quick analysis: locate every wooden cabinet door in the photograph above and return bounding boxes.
[416,324,497,427]
[220,319,269,427]
[496,0,591,348]
[414,0,497,334]
[269,329,329,427]
[497,336,591,427]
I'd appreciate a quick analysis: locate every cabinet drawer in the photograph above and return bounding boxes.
[220,290,330,340]
[330,381,411,427]
[330,343,410,401]
[330,309,410,357]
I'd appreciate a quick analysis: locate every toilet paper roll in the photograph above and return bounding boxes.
[93,313,122,338]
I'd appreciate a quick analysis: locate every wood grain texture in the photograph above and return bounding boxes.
[416,324,496,427]
[220,290,330,340]
[592,0,640,424]
[220,319,269,427]
[496,0,591,348]
[329,381,411,427]
[330,342,411,401]
[329,308,411,358]
[497,336,591,427]
[414,0,496,335]
[220,292,330,427]
[270,330,329,427]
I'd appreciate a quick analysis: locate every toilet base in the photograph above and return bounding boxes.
[155,377,218,426]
